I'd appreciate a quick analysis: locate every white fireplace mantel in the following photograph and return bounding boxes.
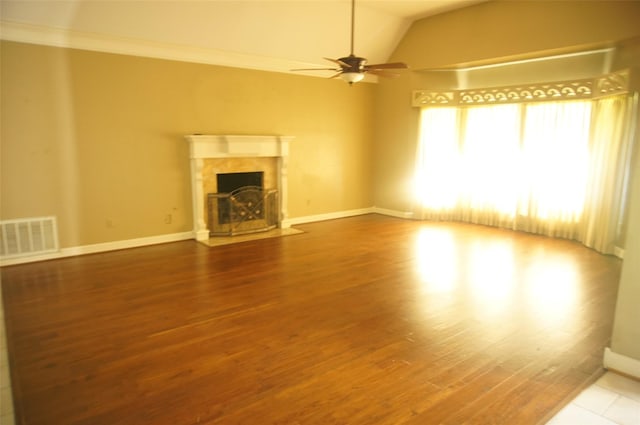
[185,134,293,241]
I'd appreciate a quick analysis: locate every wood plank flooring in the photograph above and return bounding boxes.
[1,214,622,424]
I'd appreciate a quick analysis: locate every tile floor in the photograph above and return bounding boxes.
[546,371,640,425]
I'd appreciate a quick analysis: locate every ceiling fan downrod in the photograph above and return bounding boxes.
[342,0,364,85]
[290,0,408,85]
[350,0,356,56]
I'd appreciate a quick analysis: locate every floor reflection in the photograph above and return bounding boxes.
[412,224,582,326]
[414,228,458,294]
[525,260,579,326]
[467,241,515,316]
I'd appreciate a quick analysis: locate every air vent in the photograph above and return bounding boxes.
[0,216,59,259]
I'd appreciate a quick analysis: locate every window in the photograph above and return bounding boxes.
[414,94,636,254]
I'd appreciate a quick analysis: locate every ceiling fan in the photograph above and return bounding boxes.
[291,0,409,84]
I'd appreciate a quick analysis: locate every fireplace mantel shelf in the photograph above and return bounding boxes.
[185,135,293,241]
[186,135,293,159]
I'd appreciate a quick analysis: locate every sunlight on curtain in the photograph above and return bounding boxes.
[519,101,592,237]
[414,95,637,254]
[414,107,459,210]
[580,94,638,253]
[460,105,521,225]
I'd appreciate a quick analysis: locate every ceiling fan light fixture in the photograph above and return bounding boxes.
[341,72,365,84]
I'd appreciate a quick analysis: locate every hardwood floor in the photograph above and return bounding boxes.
[1,214,622,424]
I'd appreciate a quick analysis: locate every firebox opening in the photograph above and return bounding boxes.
[217,171,264,193]
[209,170,277,235]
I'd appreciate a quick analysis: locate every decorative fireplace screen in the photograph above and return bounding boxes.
[207,186,278,236]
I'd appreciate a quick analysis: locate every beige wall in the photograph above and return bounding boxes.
[0,41,375,248]
[392,0,640,71]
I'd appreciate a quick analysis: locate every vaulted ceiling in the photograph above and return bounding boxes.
[0,0,485,76]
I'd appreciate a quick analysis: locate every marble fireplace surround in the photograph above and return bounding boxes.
[185,135,293,241]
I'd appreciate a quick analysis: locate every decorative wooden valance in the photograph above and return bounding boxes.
[412,69,632,107]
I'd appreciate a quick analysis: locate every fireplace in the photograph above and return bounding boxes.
[208,171,278,235]
[184,135,293,241]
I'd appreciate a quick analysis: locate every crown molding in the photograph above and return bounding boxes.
[0,20,349,80]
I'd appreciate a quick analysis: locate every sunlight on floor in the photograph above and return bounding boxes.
[467,241,515,313]
[413,226,581,325]
[414,228,458,294]
[525,261,579,326]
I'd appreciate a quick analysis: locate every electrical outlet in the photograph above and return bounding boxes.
[164,214,172,224]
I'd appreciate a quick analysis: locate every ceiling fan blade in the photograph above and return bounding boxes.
[328,72,343,79]
[324,57,350,68]
[291,67,341,71]
[365,62,409,70]
[367,69,400,78]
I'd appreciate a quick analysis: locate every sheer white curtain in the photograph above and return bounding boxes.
[580,95,638,253]
[516,100,592,238]
[414,94,637,254]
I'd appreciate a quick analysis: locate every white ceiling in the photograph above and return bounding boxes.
[0,0,485,75]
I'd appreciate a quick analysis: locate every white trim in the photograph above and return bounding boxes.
[413,69,631,107]
[283,207,415,227]
[371,207,415,219]
[604,347,640,379]
[1,209,390,265]
[284,208,374,226]
[0,231,193,267]
[0,20,335,78]
[0,209,391,265]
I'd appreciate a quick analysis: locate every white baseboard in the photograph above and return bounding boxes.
[283,207,415,227]
[371,207,415,219]
[0,231,194,267]
[1,210,415,266]
[604,347,640,379]
[284,208,374,226]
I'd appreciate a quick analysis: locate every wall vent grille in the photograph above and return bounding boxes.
[0,216,59,259]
